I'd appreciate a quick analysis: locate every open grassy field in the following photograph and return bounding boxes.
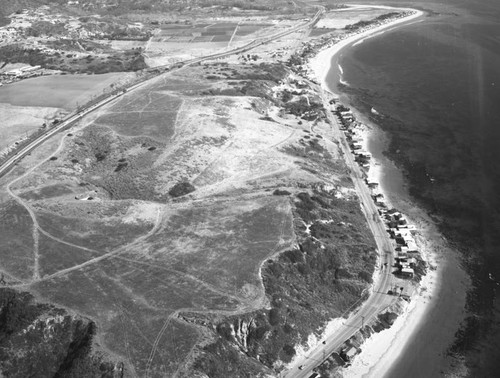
[0,201,35,282]
[0,72,126,110]
[23,194,293,376]
[0,103,60,152]
[95,91,182,140]
[0,56,370,376]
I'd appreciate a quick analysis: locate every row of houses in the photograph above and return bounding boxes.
[334,102,421,279]
[380,207,419,278]
[0,65,44,85]
[334,106,372,170]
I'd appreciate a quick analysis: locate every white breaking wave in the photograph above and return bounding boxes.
[339,78,350,86]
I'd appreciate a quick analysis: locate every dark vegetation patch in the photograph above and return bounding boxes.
[283,96,325,120]
[114,161,128,172]
[67,126,166,201]
[0,44,146,74]
[168,181,196,197]
[273,189,291,196]
[199,63,289,101]
[193,336,267,378]
[281,139,350,186]
[345,12,400,30]
[0,288,117,377]
[20,184,73,201]
[192,190,376,375]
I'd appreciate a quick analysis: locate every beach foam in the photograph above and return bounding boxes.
[305,5,444,377]
[308,6,424,96]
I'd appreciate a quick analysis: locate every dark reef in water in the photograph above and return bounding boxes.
[340,85,500,376]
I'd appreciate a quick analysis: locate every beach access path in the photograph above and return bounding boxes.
[284,6,425,378]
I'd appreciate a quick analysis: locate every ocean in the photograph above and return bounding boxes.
[327,0,500,376]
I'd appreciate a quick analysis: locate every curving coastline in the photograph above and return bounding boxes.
[305,5,469,377]
[309,5,424,97]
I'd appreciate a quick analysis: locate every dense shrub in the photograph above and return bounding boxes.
[0,290,43,337]
[273,189,291,196]
[168,181,195,197]
[269,308,281,326]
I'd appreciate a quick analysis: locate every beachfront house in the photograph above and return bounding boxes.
[340,346,359,362]
[406,241,419,253]
[400,267,415,278]
[351,142,363,150]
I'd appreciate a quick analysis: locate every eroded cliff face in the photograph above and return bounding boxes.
[0,288,121,377]
[188,188,378,377]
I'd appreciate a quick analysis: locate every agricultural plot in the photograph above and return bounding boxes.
[145,21,274,67]
[156,22,241,43]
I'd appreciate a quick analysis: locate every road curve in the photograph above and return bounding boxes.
[283,88,397,378]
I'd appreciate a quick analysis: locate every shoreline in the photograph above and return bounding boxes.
[306,5,469,377]
[309,6,424,97]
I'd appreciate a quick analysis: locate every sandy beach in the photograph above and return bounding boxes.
[309,6,424,97]
[306,5,469,377]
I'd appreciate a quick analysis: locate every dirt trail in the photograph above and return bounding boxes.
[5,132,70,280]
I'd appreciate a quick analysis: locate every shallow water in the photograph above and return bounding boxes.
[327,0,500,375]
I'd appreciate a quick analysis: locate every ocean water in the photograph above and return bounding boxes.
[329,0,500,376]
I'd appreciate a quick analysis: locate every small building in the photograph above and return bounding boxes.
[406,241,419,253]
[396,246,409,254]
[355,150,371,159]
[340,346,359,362]
[351,142,363,150]
[403,235,414,244]
[5,70,21,76]
[20,65,41,72]
[395,236,405,245]
[401,267,414,278]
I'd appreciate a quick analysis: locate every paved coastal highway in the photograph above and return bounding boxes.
[0,7,324,180]
[284,94,398,378]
